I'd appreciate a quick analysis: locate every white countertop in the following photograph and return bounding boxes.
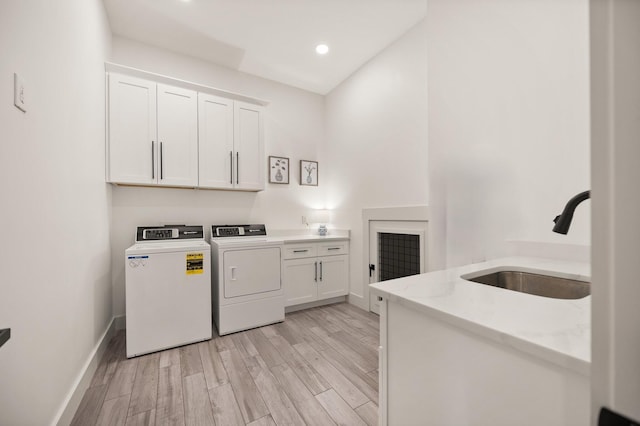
[280,234,350,243]
[270,229,350,243]
[370,257,591,376]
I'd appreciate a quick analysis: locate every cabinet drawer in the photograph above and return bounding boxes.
[283,244,317,260]
[318,241,349,256]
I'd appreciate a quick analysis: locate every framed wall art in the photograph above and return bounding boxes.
[269,156,289,184]
[300,160,318,186]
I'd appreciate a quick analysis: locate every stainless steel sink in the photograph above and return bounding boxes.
[463,271,590,299]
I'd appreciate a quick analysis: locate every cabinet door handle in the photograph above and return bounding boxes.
[314,261,318,282]
[319,261,323,282]
[151,141,155,179]
[160,142,164,180]
[327,247,340,251]
[236,152,239,184]
[293,249,308,253]
[229,151,233,184]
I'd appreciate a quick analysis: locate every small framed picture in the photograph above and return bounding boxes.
[300,160,318,186]
[269,156,289,184]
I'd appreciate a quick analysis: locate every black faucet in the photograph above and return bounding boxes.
[552,190,590,234]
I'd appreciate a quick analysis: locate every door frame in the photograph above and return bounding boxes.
[361,206,429,313]
[368,221,427,314]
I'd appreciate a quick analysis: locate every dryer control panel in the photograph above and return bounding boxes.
[212,224,267,238]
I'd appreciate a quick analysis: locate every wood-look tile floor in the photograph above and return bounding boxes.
[71,302,380,426]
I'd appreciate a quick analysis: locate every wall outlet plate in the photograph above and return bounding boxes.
[14,73,26,112]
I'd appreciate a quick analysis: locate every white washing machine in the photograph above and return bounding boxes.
[210,224,284,335]
[125,225,211,358]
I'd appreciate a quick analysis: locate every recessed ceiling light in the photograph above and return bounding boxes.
[315,44,329,55]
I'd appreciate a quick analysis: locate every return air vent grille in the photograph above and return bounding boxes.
[378,232,421,282]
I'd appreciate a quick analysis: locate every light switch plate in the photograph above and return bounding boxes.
[14,73,26,112]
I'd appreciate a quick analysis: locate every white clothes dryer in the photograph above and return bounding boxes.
[210,224,284,335]
[125,225,211,358]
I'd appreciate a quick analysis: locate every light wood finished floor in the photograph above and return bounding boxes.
[71,302,380,426]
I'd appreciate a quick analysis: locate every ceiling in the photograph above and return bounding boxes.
[102,0,427,94]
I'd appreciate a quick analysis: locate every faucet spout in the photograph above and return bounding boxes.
[553,190,590,234]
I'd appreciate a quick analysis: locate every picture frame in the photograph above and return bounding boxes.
[300,160,318,186]
[269,156,289,184]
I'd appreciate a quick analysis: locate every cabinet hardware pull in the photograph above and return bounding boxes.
[327,247,340,251]
[293,249,308,253]
[314,261,318,282]
[236,152,239,184]
[319,261,323,281]
[151,141,155,179]
[229,151,233,184]
[160,142,164,180]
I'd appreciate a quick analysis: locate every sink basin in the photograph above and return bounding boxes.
[462,270,590,299]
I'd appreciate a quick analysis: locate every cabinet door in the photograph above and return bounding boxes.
[317,255,349,300]
[198,93,234,189]
[157,84,198,187]
[108,73,157,185]
[283,258,318,307]
[234,101,264,191]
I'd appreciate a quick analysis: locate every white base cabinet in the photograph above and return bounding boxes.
[283,240,349,307]
[378,298,589,426]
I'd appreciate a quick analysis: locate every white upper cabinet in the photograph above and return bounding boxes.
[107,74,197,187]
[234,101,264,191]
[107,65,266,191]
[198,95,265,191]
[156,84,198,187]
[198,94,234,189]
[107,73,157,185]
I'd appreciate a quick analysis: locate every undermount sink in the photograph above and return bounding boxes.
[462,270,590,299]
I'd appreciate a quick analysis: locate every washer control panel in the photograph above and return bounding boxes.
[136,225,204,242]
[143,228,179,240]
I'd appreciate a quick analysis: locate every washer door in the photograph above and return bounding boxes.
[223,247,281,298]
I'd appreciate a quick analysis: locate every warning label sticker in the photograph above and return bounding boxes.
[186,253,204,275]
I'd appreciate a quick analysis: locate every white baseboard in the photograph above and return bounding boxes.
[284,296,347,314]
[114,314,126,330]
[54,316,119,426]
[348,292,368,311]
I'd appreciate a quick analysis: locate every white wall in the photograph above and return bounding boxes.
[0,1,112,424]
[427,0,590,269]
[110,37,326,316]
[591,0,640,423]
[325,21,429,309]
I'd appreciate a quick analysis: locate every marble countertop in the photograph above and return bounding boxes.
[370,257,591,376]
[280,235,350,243]
[270,229,350,243]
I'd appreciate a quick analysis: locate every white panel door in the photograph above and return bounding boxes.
[234,101,264,190]
[198,93,234,189]
[157,84,198,187]
[108,73,157,185]
[317,255,349,300]
[223,247,281,299]
[283,258,318,306]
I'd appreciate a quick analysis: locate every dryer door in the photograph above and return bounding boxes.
[223,247,281,298]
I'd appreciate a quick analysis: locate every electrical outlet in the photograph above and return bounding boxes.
[302,215,307,225]
[14,73,26,112]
